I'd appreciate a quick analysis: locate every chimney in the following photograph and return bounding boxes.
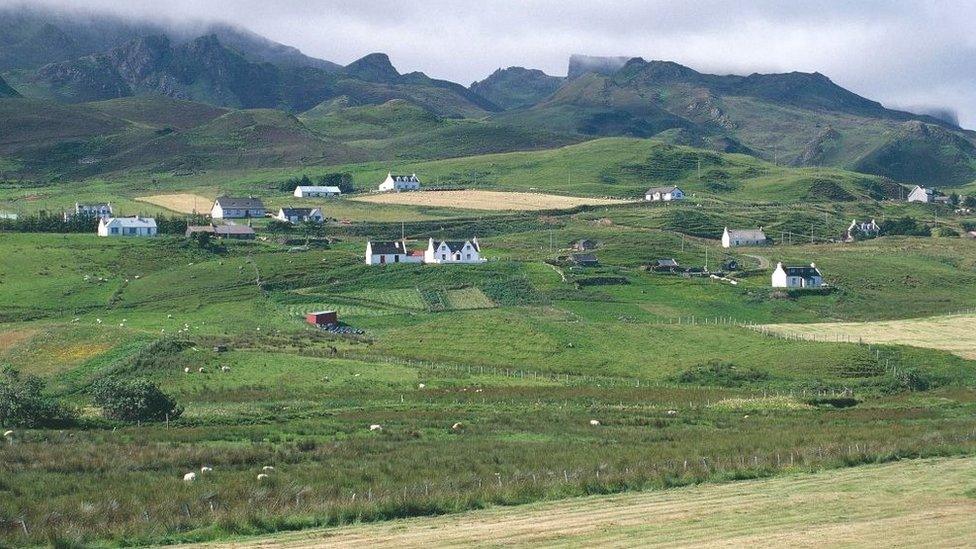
[810,262,816,268]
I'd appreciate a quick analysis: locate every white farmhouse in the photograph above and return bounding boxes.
[65,202,113,221]
[424,238,484,264]
[722,227,768,248]
[907,185,935,203]
[98,216,157,237]
[211,196,266,219]
[276,207,324,224]
[294,186,341,198]
[645,186,685,202]
[365,240,423,265]
[378,173,421,192]
[771,262,823,289]
[844,218,880,242]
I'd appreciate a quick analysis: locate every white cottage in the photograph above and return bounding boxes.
[294,186,341,198]
[771,262,823,289]
[98,216,157,237]
[722,227,768,248]
[424,238,484,264]
[844,219,880,242]
[378,173,421,192]
[365,241,423,265]
[907,185,935,203]
[211,196,266,219]
[65,202,113,221]
[276,207,324,224]
[645,186,685,202]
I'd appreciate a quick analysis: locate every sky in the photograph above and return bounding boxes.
[9,0,976,127]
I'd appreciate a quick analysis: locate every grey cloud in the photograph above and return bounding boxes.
[5,0,976,127]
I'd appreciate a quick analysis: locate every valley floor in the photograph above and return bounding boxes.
[196,457,976,548]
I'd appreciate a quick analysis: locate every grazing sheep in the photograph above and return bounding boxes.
[200,466,213,473]
[452,422,464,430]
[183,472,197,482]
[4,430,14,443]
[220,366,231,372]
[418,383,426,389]
[743,414,750,419]
[96,318,102,324]
[262,466,275,472]
[666,410,678,416]
[369,424,383,432]
[589,419,601,426]
[183,367,190,374]
[257,473,269,481]
[198,367,206,373]
[167,314,173,319]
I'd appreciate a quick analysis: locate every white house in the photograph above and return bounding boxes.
[645,186,685,202]
[98,216,157,237]
[365,240,423,265]
[424,238,484,264]
[771,262,823,289]
[722,227,768,248]
[211,196,265,219]
[65,202,113,221]
[907,185,935,203]
[844,219,880,242]
[378,173,421,192]
[294,186,341,198]
[276,207,324,224]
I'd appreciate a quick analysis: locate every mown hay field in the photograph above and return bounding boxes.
[135,193,214,214]
[197,457,976,548]
[350,190,629,211]
[762,313,976,359]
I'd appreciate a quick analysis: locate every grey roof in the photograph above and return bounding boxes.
[783,265,821,278]
[656,258,680,267]
[214,224,255,236]
[369,241,408,255]
[390,174,420,182]
[102,216,156,228]
[435,239,479,253]
[215,196,265,209]
[726,228,767,240]
[645,185,681,194]
[186,225,216,234]
[280,207,316,216]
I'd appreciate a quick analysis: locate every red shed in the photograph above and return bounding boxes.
[306,310,338,326]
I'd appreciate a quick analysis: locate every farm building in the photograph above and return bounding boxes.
[98,216,157,237]
[424,238,484,264]
[65,202,113,221]
[294,186,341,198]
[772,262,824,289]
[844,219,880,242]
[305,310,338,326]
[211,196,266,219]
[186,224,256,240]
[366,240,423,265]
[907,185,935,203]
[645,186,685,202]
[570,253,599,267]
[572,239,597,251]
[722,227,768,248]
[276,207,324,224]
[653,258,680,272]
[378,173,421,192]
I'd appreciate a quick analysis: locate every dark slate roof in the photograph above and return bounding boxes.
[645,185,680,194]
[280,207,316,216]
[656,258,680,267]
[215,196,265,209]
[370,241,407,255]
[783,265,821,277]
[726,228,767,240]
[435,239,478,253]
[214,224,255,235]
[390,174,420,182]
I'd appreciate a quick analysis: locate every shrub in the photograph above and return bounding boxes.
[933,227,959,237]
[91,378,183,423]
[0,367,75,428]
[880,216,931,237]
[673,360,770,387]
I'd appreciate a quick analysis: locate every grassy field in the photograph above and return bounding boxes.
[197,456,976,548]
[136,193,214,214]
[350,190,629,211]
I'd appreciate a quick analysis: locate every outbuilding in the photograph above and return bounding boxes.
[306,310,338,326]
[645,186,685,202]
[294,186,341,198]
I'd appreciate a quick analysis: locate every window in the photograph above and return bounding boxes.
[111,227,119,234]
[394,255,399,263]
[466,254,471,259]
[441,254,446,260]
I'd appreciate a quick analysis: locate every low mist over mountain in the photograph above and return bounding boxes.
[2,5,975,186]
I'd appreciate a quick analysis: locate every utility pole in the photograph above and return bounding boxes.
[549,227,553,254]
[704,245,709,272]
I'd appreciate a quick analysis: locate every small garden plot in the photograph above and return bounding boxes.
[444,287,496,310]
[282,301,400,318]
[344,288,426,310]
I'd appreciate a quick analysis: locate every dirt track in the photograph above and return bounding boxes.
[193,457,976,548]
[350,190,628,211]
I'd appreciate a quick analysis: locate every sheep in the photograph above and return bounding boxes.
[257,473,270,481]
[666,410,678,416]
[183,367,190,374]
[589,419,601,426]
[96,318,102,324]
[198,367,206,373]
[200,466,213,473]
[183,472,197,483]
[452,422,464,430]
[369,424,383,432]
[220,366,231,372]
[262,466,275,472]
[4,430,14,443]
[418,383,426,389]
[167,314,173,319]
[743,414,750,419]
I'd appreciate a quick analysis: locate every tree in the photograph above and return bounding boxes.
[91,378,183,423]
[0,367,75,428]
[948,192,960,206]
[963,195,976,209]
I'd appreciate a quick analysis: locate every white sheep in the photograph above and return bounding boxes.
[167,314,173,319]
[3,430,14,443]
[666,410,678,416]
[369,424,383,432]
[183,367,190,374]
[220,366,231,372]
[198,367,206,373]
[183,472,197,482]
[589,419,601,426]
[262,466,275,472]
[96,318,102,324]
[257,473,269,481]
[200,466,213,473]
[418,383,426,389]
[452,422,464,430]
